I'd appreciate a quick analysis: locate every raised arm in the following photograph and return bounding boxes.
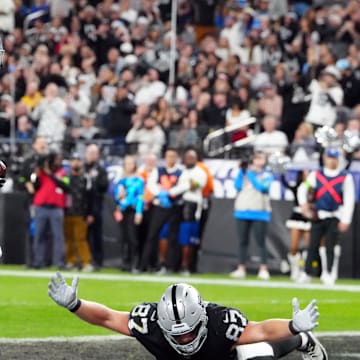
[237,298,319,345]
[48,272,132,336]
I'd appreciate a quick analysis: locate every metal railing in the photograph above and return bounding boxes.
[203,117,257,157]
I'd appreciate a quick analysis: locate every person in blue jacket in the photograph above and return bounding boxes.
[113,155,144,273]
[230,151,274,280]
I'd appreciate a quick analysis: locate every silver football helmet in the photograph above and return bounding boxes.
[157,283,208,356]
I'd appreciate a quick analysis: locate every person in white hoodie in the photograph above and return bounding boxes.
[126,114,166,158]
[297,148,355,285]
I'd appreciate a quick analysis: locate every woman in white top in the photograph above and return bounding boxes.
[226,97,251,142]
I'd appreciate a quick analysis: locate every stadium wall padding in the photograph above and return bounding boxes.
[0,193,27,264]
[0,193,358,279]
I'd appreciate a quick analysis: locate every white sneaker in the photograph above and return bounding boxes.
[320,270,329,282]
[288,253,301,280]
[82,264,95,272]
[321,272,335,286]
[179,269,190,277]
[296,271,311,284]
[280,259,290,274]
[65,263,76,271]
[230,268,246,278]
[299,332,328,360]
[257,268,270,280]
[156,266,167,275]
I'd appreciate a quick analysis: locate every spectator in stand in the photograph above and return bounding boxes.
[134,68,166,106]
[65,79,91,127]
[32,151,69,269]
[289,122,317,161]
[64,153,95,273]
[32,82,67,150]
[113,155,144,273]
[337,58,360,109]
[15,114,35,155]
[305,66,344,129]
[235,35,263,66]
[230,151,274,280]
[0,94,13,137]
[66,113,102,160]
[126,113,166,158]
[0,0,15,34]
[226,97,251,143]
[257,83,283,120]
[168,116,199,152]
[107,86,136,156]
[84,144,109,270]
[150,97,171,130]
[254,114,289,155]
[20,79,43,112]
[201,92,228,131]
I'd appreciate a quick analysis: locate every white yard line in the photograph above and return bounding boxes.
[0,332,360,343]
[1,269,360,292]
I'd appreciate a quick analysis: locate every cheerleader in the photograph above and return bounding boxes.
[281,170,311,280]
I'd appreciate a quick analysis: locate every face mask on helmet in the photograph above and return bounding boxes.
[157,283,208,356]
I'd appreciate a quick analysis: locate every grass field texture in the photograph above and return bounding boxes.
[0,265,359,338]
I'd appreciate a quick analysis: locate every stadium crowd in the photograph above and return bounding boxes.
[0,0,358,283]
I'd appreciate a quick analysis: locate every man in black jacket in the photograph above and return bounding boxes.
[107,86,136,156]
[84,143,109,270]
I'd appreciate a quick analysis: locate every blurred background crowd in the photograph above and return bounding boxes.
[0,0,360,165]
[0,0,359,279]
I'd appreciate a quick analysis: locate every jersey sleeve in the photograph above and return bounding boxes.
[207,303,249,345]
[128,302,157,337]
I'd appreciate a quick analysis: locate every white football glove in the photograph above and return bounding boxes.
[291,297,319,333]
[48,272,80,311]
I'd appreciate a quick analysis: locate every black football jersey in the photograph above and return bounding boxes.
[128,302,248,360]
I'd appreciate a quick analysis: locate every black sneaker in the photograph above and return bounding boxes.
[299,332,328,360]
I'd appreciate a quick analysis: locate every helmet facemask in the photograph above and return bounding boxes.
[157,284,208,356]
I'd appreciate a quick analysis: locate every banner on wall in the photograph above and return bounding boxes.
[105,159,360,201]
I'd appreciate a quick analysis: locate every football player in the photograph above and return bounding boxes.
[48,272,327,360]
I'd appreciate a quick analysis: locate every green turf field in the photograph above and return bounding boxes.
[0,265,359,338]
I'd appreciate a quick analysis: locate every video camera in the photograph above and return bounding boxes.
[36,152,58,173]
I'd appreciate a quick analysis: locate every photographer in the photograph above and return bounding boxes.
[32,151,70,269]
[18,136,49,266]
[230,151,274,280]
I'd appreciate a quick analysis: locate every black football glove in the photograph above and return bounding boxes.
[0,177,6,188]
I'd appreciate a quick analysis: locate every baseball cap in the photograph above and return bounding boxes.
[336,58,351,71]
[326,148,340,158]
[323,65,341,80]
[70,152,82,160]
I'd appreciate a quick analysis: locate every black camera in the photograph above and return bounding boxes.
[37,152,58,173]
[238,147,254,171]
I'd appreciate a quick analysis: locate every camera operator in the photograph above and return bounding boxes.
[18,136,49,266]
[31,151,69,269]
